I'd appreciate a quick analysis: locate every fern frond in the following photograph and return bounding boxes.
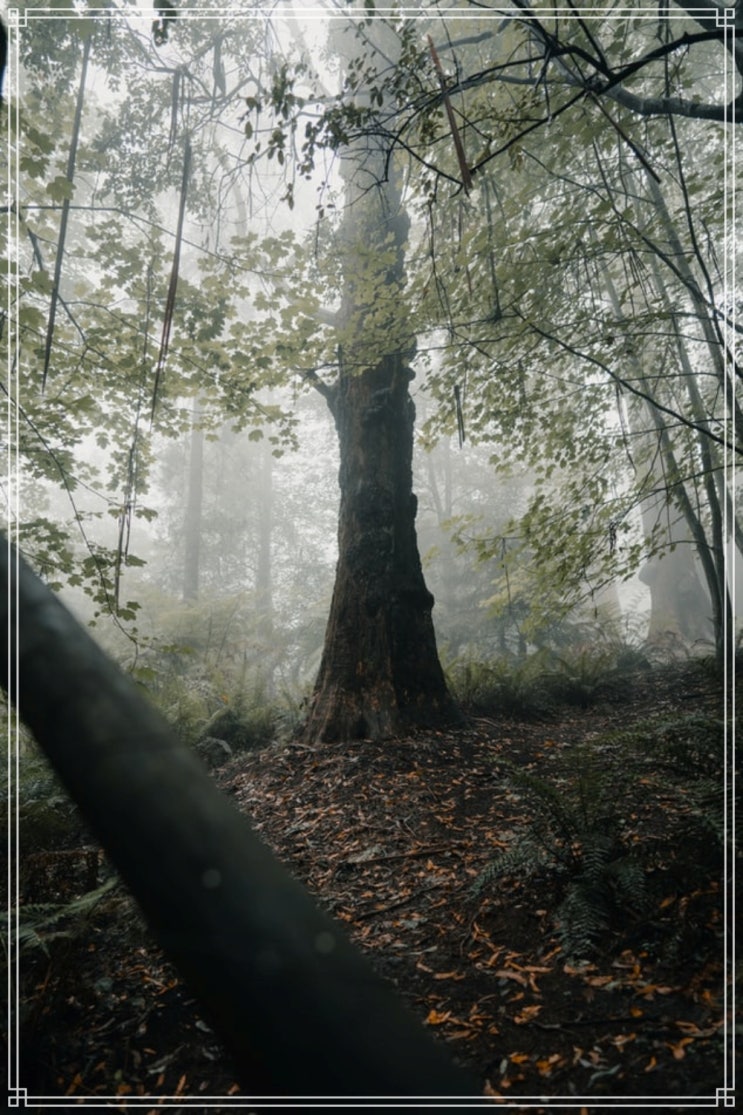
[556,882,609,959]
[580,832,616,884]
[0,877,119,958]
[607,855,650,912]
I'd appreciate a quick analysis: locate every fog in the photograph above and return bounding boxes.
[8,1,729,747]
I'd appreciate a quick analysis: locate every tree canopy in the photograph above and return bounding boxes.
[4,0,739,686]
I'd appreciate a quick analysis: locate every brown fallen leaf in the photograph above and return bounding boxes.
[536,1053,563,1075]
[494,968,529,985]
[675,1019,723,1037]
[666,1037,695,1060]
[610,1031,636,1049]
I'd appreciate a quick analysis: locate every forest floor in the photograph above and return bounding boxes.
[13,659,735,1111]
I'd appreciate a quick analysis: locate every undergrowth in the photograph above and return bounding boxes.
[0,748,89,860]
[132,661,302,756]
[448,637,652,717]
[474,748,654,958]
[447,651,555,717]
[2,877,119,961]
[474,710,733,959]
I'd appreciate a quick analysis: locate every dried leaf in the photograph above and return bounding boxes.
[675,1020,702,1034]
[666,1037,694,1059]
[494,968,528,985]
[610,1032,636,1048]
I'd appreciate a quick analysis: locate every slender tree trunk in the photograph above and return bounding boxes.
[600,238,721,653]
[638,205,731,661]
[638,510,714,645]
[256,437,273,631]
[183,401,203,602]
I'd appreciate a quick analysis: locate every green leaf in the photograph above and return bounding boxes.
[18,305,46,330]
[46,176,74,203]
[28,271,54,296]
[20,155,49,179]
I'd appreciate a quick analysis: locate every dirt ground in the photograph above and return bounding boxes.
[11,660,735,1111]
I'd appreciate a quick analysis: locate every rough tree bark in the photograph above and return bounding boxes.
[299,14,459,743]
[301,349,459,742]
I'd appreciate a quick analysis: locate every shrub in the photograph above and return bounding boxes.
[603,713,732,866]
[542,639,651,707]
[0,751,90,862]
[2,877,119,960]
[447,651,555,718]
[197,683,276,753]
[473,750,653,958]
[447,635,653,718]
[474,710,734,959]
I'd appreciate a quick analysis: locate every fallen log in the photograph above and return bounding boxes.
[1,537,478,1102]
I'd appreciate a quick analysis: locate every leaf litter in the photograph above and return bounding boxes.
[15,660,730,1105]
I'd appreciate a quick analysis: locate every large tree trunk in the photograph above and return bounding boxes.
[299,11,458,743]
[300,353,459,742]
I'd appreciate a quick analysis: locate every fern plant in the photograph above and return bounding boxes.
[0,752,89,858]
[597,713,733,863]
[653,714,728,847]
[1,877,119,959]
[474,751,652,958]
[448,651,555,717]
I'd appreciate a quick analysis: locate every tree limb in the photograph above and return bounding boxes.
[42,33,90,393]
[1,537,477,1100]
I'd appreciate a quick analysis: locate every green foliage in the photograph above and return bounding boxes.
[447,632,651,717]
[603,712,732,858]
[475,708,732,959]
[474,750,653,958]
[198,684,277,754]
[140,662,276,753]
[2,878,119,960]
[542,645,639,707]
[0,746,88,856]
[10,5,733,694]
[10,10,310,630]
[447,651,555,718]
[124,592,305,753]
